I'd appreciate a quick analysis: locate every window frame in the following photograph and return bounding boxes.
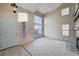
[62,24,70,37]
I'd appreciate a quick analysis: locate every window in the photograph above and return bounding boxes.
[61,7,69,16]
[18,12,28,22]
[62,24,69,36]
[34,15,42,34]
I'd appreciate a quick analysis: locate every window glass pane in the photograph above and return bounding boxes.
[62,31,69,36]
[34,25,39,30]
[34,25,41,34]
[62,24,69,30]
[34,15,42,24]
[61,7,69,16]
[18,12,28,22]
[38,26,42,34]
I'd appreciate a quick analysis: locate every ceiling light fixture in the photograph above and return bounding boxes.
[11,3,18,13]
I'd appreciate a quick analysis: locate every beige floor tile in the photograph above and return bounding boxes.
[23,37,79,56]
[17,46,30,56]
[0,46,20,56]
[0,37,79,56]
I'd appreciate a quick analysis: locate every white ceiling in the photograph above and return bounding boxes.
[16,3,62,15]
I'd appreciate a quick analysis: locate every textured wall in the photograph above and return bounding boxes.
[44,3,75,43]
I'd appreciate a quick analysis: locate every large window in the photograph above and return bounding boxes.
[61,7,69,16]
[34,15,42,34]
[62,24,69,36]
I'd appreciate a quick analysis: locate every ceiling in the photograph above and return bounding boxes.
[16,3,62,15]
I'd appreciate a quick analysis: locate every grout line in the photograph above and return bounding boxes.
[21,45,32,56]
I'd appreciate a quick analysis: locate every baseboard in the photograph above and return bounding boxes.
[45,36,76,44]
[0,45,19,51]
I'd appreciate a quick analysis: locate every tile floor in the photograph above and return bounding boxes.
[0,37,79,56]
[0,45,30,56]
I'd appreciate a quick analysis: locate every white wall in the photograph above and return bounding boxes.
[44,3,75,43]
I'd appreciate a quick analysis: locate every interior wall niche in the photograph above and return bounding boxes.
[18,12,28,38]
